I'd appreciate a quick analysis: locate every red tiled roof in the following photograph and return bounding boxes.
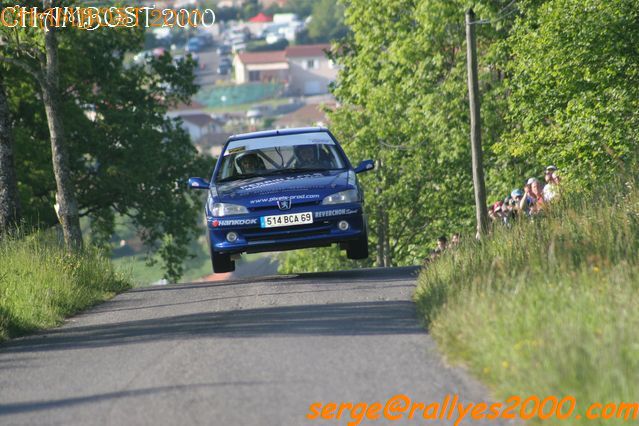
[249,12,273,23]
[285,44,331,58]
[236,50,288,65]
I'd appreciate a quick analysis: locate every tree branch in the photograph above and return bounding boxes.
[0,55,43,83]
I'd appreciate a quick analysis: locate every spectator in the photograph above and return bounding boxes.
[503,196,515,217]
[529,178,545,213]
[451,233,461,247]
[488,204,497,222]
[435,235,448,253]
[492,201,509,225]
[426,235,449,263]
[543,165,560,202]
[520,178,544,215]
[510,189,524,217]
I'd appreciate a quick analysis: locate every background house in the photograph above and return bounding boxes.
[233,51,289,84]
[233,44,337,95]
[286,44,336,96]
[179,114,222,141]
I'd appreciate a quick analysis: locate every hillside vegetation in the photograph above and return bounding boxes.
[0,232,130,341]
[415,181,639,425]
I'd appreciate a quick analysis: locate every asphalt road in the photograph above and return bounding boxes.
[0,267,505,426]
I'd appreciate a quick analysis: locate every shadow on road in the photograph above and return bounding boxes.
[135,266,421,293]
[0,382,267,416]
[1,301,423,355]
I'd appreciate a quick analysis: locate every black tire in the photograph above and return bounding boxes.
[346,233,369,260]
[212,252,235,273]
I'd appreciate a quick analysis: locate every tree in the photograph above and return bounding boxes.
[497,0,639,185]
[2,5,211,281]
[282,0,516,272]
[306,0,348,43]
[0,75,20,234]
[1,0,83,249]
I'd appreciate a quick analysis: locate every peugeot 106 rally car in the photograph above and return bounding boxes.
[188,127,375,273]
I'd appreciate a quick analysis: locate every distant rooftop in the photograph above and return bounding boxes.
[249,12,273,23]
[285,44,331,58]
[236,50,288,65]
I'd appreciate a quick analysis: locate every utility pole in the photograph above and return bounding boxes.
[465,9,489,239]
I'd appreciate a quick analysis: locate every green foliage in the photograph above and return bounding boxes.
[305,0,348,43]
[279,245,369,274]
[0,229,131,341]
[3,18,211,281]
[285,0,639,273]
[284,0,514,272]
[284,0,315,17]
[415,179,639,424]
[498,0,639,185]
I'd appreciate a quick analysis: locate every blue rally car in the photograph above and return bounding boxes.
[188,127,375,273]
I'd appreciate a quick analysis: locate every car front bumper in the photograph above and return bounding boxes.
[207,204,366,255]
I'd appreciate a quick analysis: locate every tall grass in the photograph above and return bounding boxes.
[415,180,639,425]
[0,230,130,341]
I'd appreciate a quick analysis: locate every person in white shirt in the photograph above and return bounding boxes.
[543,165,560,202]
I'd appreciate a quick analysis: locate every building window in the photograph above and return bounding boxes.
[304,59,319,70]
[249,71,260,82]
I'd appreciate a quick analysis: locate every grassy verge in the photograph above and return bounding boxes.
[0,231,131,341]
[415,181,639,425]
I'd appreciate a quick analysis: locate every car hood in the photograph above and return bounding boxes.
[215,170,351,206]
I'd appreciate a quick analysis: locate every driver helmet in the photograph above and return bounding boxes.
[294,144,317,163]
[235,152,262,173]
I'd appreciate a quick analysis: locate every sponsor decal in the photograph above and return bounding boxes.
[314,208,358,219]
[250,194,321,205]
[240,173,324,192]
[210,218,258,227]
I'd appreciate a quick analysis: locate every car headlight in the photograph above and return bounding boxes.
[322,189,360,205]
[208,200,249,216]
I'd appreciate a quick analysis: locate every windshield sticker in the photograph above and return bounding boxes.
[227,146,246,155]
[225,132,335,153]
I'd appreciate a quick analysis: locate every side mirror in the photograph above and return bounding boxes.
[188,177,210,190]
[354,160,375,174]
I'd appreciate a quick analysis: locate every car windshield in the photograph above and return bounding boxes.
[215,132,347,182]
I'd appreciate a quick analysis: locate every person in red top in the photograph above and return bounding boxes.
[523,177,545,214]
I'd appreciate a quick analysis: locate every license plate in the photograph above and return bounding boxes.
[260,212,314,228]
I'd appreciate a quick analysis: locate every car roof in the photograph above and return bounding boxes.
[228,127,330,142]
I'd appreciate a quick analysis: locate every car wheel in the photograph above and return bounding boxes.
[212,252,235,273]
[346,233,369,260]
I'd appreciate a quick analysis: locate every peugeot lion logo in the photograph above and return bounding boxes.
[277,198,292,210]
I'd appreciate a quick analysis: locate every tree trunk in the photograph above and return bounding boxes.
[383,210,392,267]
[375,159,384,267]
[376,201,384,267]
[0,78,21,235]
[41,17,83,249]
